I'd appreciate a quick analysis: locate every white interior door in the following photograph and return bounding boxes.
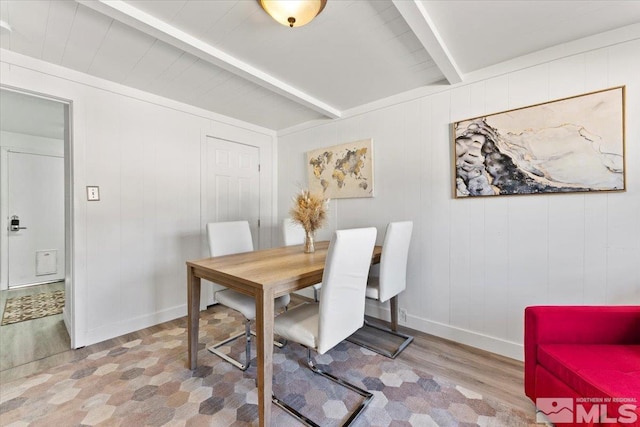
[202,137,260,306]
[7,151,65,287]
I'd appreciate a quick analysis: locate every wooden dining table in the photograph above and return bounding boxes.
[186,240,382,427]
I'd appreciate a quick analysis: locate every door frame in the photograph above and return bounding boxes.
[202,136,262,245]
[201,133,274,249]
[200,135,263,308]
[0,85,75,347]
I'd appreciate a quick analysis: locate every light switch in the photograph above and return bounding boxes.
[87,186,100,201]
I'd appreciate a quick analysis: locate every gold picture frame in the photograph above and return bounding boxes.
[307,139,374,199]
[452,86,625,198]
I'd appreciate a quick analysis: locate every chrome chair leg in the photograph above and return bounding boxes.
[272,348,373,427]
[250,329,287,348]
[347,318,414,359]
[249,304,288,348]
[207,318,252,371]
[347,295,413,359]
[272,394,320,427]
[209,304,290,370]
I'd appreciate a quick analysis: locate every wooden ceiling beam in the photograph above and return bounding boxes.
[393,0,463,85]
[77,0,341,119]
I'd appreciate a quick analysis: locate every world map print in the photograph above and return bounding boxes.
[307,139,374,199]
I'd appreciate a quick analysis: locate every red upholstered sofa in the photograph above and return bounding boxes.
[525,306,640,426]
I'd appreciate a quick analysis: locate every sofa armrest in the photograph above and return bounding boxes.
[524,305,640,399]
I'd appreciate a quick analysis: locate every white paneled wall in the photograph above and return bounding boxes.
[1,50,276,348]
[277,39,640,360]
[81,90,205,337]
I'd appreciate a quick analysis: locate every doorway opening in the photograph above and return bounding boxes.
[0,87,73,371]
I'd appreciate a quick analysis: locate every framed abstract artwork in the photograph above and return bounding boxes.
[307,139,374,199]
[453,86,625,198]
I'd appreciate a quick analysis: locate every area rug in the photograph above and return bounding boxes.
[1,290,65,326]
[0,305,537,426]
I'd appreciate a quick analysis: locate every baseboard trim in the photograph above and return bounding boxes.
[365,302,524,361]
[80,304,187,347]
[81,301,524,361]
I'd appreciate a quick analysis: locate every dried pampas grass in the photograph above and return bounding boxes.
[290,189,329,233]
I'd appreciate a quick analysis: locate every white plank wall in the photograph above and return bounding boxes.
[277,39,640,360]
[1,38,637,358]
[0,51,277,348]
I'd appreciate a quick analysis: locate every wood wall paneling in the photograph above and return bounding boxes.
[277,40,640,360]
[1,51,276,348]
[3,37,637,359]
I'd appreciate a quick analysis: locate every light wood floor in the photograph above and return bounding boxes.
[395,322,533,412]
[0,281,70,373]
[0,295,534,415]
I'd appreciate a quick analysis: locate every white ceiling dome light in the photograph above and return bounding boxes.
[258,0,327,28]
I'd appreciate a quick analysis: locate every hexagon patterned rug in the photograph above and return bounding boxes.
[0,304,537,426]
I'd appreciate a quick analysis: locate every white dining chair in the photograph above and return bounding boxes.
[272,227,377,427]
[346,221,414,359]
[282,218,322,301]
[206,221,290,371]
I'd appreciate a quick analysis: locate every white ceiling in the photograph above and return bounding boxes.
[1,0,639,132]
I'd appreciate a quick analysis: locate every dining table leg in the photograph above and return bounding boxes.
[255,288,275,427]
[187,266,201,370]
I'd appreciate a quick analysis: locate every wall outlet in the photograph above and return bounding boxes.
[399,308,407,323]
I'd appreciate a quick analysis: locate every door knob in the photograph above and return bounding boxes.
[9,215,27,232]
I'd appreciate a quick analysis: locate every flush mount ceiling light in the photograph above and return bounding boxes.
[258,0,327,28]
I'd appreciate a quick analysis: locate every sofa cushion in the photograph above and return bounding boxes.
[538,344,640,399]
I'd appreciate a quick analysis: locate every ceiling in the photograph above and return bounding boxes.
[1,1,639,132]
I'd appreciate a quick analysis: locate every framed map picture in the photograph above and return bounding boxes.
[453,86,625,198]
[307,139,374,199]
